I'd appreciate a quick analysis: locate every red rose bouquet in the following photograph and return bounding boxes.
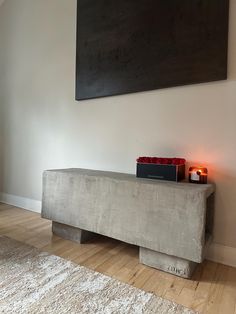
[136,157,186,166]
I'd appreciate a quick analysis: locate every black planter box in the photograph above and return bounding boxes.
[136,163,185,182]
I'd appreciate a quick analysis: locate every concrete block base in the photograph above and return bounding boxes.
[52,222,96,244]
[140,247,197,278]
[52,221,197,278]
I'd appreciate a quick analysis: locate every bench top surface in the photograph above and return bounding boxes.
[45,168,215,195]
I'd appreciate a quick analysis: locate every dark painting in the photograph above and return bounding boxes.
[76,0,229,100]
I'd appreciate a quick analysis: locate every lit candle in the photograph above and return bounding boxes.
[189,166,208,184]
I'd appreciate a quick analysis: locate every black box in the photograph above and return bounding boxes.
[136,163,185,182]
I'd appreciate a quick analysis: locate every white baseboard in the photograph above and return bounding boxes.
[206,242,236,268]
[0,192,41,214]
[0,192,235,268]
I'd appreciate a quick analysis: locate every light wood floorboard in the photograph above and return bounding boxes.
[0,203,236,313]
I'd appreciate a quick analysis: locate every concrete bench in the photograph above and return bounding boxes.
[41,168,215,278]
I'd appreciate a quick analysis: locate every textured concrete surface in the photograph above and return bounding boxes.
[52,221,96,244]
[140,247,197,278]
[42,168,215,272]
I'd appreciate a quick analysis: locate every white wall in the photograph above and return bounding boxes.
[0,0,236,249]
[0,1,4,192]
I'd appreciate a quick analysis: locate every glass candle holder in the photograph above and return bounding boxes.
[189,166,208,184]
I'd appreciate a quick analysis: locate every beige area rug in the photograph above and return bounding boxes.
[0,236,196,314]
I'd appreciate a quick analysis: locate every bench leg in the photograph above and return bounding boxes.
[52,221,96,244]
[139,247,197,279]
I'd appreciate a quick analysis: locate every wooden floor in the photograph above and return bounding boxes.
[0,203,235,314]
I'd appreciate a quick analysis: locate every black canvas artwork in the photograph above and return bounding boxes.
[76,0,229,100]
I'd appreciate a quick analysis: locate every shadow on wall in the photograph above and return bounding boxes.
[186,160,236,247]
[211,169,236,246]
[0,143,3,192]
[0,121,2,193]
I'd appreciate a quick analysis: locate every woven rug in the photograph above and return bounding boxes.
[0,236,196,314]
